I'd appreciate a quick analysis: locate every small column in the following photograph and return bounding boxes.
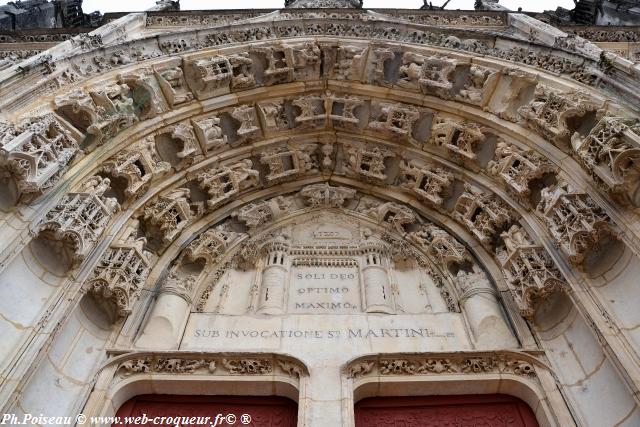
[455,266,518,349]
[257,236,290,315]
[361,238,394,314]
[135,270,195,349]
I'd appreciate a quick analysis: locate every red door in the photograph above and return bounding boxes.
[114,395,298,427]
[355,394,539,427]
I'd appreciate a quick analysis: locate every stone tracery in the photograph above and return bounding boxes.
[2,4,640,427]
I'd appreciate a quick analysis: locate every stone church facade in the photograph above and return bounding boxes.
[0,0,640,425]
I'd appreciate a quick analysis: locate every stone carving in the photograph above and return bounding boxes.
[166,122,200,168]
[573,116,640,209]
[277,360,304,378]
[101,137,171,202]
[292,94,326,128]
[184,55,233,99]
[349,353,539,379]
[193,160,260,210]
[155,358,215,374]
[259,143,318,183]
[221,359,272,375]
[231,104,261,141]
[118,355,302,378]
[453,187,515,247]
[154,62,194,107]
[181,224,241,267]
[286,0,362,7]
[252,41,320,85]
[141,188,194,246]
[518,85,600,147]
[363,202,417,233]
[498,224,566,318]
[343,143,395,182]
[0,114,78,203]
[192,116,228,153]
[488,140,556,205]
[408,224,469,272]
[35,177,119,265]
[233,196,295,229]
[430,116,485,165]
[119,358,152,376]
[366,48,396,85]
[368,102,420,138]
[537,182,616,266]
[398,160,453,207]
[349,361,375,378]
[85,231,153,318]
[326,92,364,127]
[456,65,498,106]
[330,45,368,80]
[300,183,356,208]
[258,100,290,133]
[159,270,197,304]
[55,84,138,145]
[397,53,461,99]
[119,68,166,120]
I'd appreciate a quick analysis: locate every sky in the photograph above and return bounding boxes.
[0,0,576,14]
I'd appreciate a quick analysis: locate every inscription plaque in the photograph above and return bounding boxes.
[289,265,360,313]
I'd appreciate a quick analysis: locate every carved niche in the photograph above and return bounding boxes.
[368,102,420,138]
[325,44,368,81]
[498,224,566,318]
[259,143,318,183]
[398,160,454,208]
[300,183,356,208]
[55,84,138,145]
[101,137,171,203]
[429,116,485,167]
[361,201,417,233]
[292,94,326,129]
[257,100,291,134]
[518,85,601,147]
[141,188,195,246]
[251,41,320,85]
[233,196,295,230]
[453,187,515,248]
[181,224,241,268]
[537,182,617,266]
[192,115,228,153]
[408,224,469,272]
[35,177,119,266]
[573,116,640,209]
[396,52,467,99]
[184,55,232,99]
[192,159,260,210]
[0,114,78,203]
[326,92,364,128]
[231,104,261,141]
[85,224,154,319]
[488,140,557,205]
[154,60,194,108]
[343,143,396,183]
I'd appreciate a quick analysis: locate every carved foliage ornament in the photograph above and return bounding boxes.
[117,355,305,379]
[348,353,537,379]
